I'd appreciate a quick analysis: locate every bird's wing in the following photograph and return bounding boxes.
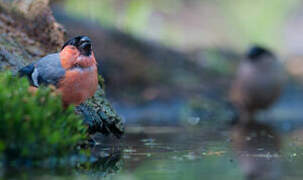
[19,53,65,87]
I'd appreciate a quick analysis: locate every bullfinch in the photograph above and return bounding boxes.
[19,36,98,107]
[229,46,285,123]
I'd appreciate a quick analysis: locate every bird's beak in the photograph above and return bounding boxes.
[81,41,92,51]
[79,41,92,56]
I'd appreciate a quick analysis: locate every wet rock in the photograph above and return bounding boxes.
[0,0,64,52]
[76,87,124,138]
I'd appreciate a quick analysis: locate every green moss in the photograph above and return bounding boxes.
[98,74,106,92]
[0,71,87,161]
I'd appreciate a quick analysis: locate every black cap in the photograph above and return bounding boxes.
[246,45,273,60]
[61,36,92,56]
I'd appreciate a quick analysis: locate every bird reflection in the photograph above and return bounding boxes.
[231,120,282,180]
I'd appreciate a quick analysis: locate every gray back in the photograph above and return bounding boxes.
[35,53,66,86]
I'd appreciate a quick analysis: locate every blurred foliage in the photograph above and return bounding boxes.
[63,0,300,51]
[221,0,300,51]
[123,0,152,34]
[63,0,183,46]
[64,0,116,27]
[0,72,87,162]
[64,0,151,33]
[198,49,237,76]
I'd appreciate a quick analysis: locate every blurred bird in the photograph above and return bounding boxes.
[229,46,285,123]
[19,36,98,107]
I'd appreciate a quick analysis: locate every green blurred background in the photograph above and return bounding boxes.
[63,0,300,53]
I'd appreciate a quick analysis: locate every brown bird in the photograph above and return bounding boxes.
[229,46,285,123]
[19,36,98,108]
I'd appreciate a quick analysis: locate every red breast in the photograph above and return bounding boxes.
[58,45,98,107]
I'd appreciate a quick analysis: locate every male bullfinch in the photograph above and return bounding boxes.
[229,46,286,123]
[19,36,98,107]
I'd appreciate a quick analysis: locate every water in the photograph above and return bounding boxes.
[2,122,303,180]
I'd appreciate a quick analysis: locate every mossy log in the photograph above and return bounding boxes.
[0,0,124,138]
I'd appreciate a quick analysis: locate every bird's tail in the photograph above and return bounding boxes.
[18,64,35,86]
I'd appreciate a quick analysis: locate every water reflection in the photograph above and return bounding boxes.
[3,121,303,180]
[0,150,122,179]
[76,151,122,178]
[231,120,282,180]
